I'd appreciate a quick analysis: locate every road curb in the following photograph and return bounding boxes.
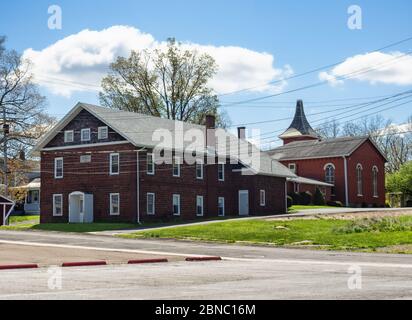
[185,256,222,262]
[62,261,107,267]
[0,264,38,270]
[128,258,168,264]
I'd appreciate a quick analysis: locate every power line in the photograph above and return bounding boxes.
[218,35,412,97]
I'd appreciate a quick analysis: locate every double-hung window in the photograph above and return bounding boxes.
[110,153,119,175]
[54,157,63,179]
[218,197,225,217]
[196,196,204,216]
[53,194,63,216]
[260,190,266,206]
[218,163,225,181]
[196,160,203,179]
[147,193,155,215]
[110,193,120,216]
[147,153,155,175]
[81,128,91,142]
[173,194,181,216]
[172,156,180,177]
[98,126,108,140]
[64,130,74,143]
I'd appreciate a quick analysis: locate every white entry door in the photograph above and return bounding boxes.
[238,190,249,216]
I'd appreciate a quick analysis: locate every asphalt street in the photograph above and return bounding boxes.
[0,230,411,299]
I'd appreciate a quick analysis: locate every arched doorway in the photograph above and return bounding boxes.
[69,191,93,223]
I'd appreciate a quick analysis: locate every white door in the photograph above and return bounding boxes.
[238,190,249,216]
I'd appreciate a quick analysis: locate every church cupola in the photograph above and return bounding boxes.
[279,100,320,145]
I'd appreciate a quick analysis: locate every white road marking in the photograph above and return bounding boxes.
[0,239,205,258]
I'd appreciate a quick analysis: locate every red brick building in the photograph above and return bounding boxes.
[268,100,387,207]
[34,103,295,223]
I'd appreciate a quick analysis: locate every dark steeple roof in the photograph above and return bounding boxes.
[279,100,319,139]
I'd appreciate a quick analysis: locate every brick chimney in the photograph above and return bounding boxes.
[205,114,216,129]
[237,127,246,140]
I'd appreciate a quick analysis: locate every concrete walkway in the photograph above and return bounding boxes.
[91,207,412,236]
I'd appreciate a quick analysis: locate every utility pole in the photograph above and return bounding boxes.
[2,107,9,196]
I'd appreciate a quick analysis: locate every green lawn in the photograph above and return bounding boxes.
[120,216,412,253]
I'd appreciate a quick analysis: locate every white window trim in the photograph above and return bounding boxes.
[196,160,204,180]
[81,128,91,142]
[173,156,181,177]
[109,153,120,175]
[260,190,266,206]
[218,197,225,217]
[53,194,63,217]
[109,193,120,216]
[147,153,155,175]
[147,193,155,215]
[64,130,74,143]
[196,195,204,217]
[218,163,225,181]
[98,126,108,140]
[54,157,63,179]
[173,194,181,216]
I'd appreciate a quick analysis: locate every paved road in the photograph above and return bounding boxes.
[0,258,411,300]
[0,230,411,299]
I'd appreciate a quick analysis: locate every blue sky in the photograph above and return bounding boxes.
[2,0,412,148]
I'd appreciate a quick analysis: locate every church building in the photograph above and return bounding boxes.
[267,100,387,207]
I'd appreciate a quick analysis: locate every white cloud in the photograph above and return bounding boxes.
[319,51,412,87]
[23,25,292,97]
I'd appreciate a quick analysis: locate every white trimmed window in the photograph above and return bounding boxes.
[218,197,225,217]
[356,164,363,196]
[53,194,63,216]
[260,190,266,206]
[147,153,155,175]
[173,194,181,216]
[218,163,225,181]
[147,193,155,215]
[64,130,74,143]
[372,166,379,197]
[110,193,120,216]
[109,153,119,175]
[172,156,181,177]
[196,196,204,216]
[196,160,203,180]
[288,163,297,174]
[98,126,108,140]
[54,157,63,179]
[324,163,336,195]
[81,128,91,142]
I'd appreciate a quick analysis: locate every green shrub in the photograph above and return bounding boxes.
[313,187,325,205]
[289,192,301,205]
[299,191,312,205]
[327,200,343,207]
[287,196,293,208]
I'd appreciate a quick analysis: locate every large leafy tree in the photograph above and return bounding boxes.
[100,39,229,127]
[386,161,412,195]
[0,37,51,192]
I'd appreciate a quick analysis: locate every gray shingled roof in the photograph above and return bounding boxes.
[268,136,372,160]
[288,176,334,187]
[279,100,319,139]
[34,102,295,179]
